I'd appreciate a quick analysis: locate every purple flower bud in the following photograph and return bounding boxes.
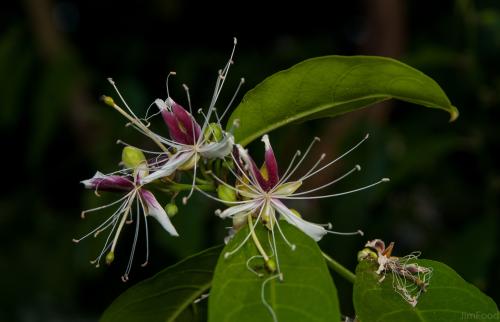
[155,98,201,145]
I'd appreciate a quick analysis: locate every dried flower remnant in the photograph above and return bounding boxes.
[358,239,433,307]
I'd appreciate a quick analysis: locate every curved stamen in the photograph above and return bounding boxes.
[219,77,245,121]
[299,134,369,182]
[291,165,361,196]
[277,137,321,185]
[279,178,390,200]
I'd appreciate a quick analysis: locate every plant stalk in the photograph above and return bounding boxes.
[322,251,356,284]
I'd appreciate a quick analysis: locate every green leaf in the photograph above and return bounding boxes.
[100,245,222,322]
[208,222,340,322]
[353,259,499,322]
[228,56,459,146]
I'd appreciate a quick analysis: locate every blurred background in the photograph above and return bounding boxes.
[1,0,499,321]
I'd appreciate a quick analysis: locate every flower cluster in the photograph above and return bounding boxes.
[76,39,390,281]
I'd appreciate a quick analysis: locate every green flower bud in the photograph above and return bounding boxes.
[164,203,179,218]
[105,251,115,265]
[122,146,146,169]
[357,248,378,262]
[178,153,200,171]
[217,185,237,205]
[265,258,277,273]
[203,122,224,142]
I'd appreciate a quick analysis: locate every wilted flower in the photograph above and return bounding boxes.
[359,239,433,307]
[75,147,178,282]
[200,134,389,277]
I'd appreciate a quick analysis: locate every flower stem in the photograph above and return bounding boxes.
[321,251,356,284]
[163,183,215,192]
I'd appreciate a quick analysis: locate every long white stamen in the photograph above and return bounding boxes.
[204,37,238,133]
[196,187,258,205]
[246,255,265,277]
[280,178,390,200]
[273,214,297,251]
[138,196,150,267]
[299,134,369,182]
[116,140,166,155]
[326,229,364,236]
[182,153,198,204]
[219,77,245,121]
[207,170,260,196]
[229,153,264,194]
[123,200,141,281]
[182,83,198,147]
[261,273,281,322]
[80,192,133,218]
[110,190,138,253]
[73,199,127,243]
[292,165,361,196]
[166,71,176,98]
[108,78,144,123]
[269,217,282,278]
[278,137,321,185]
[224,158,261,195]
[90,213,121,267]
[276,150,301,184]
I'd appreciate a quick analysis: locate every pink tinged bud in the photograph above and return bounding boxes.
[162,110,189,144]
[81,172,134,192]
[171,102,201,144]
[262,135,279,189]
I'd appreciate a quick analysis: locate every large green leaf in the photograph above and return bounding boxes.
[100,245,222,322]
[353,259,499,322]
[228,56,459,146]
[208,222,340,322]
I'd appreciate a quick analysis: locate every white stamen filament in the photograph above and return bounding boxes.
[299,134,369,182]
[261,273,282,322]
[277,137,321,185]
[291,164,361,196]
[279,178,390,200]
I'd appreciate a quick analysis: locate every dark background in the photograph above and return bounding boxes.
[1,0,499,321]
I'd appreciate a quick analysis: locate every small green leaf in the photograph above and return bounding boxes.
[100,245,222,322]
[228,56,459,146]
[353,259,499,322]
[208,222,340,322]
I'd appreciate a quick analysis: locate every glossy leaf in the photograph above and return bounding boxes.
[353,259,498,322]
[228,56,459,146]
[100,245,222,322]
[208,222,339,322]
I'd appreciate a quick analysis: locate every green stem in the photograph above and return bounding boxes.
[322,251,356,284]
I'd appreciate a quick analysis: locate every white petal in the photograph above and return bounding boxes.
[142,151,194,184]
[81,171,105,188]
[272,199,327,242]
[141,190,179,236]
[218,201,260,219]
[199,134,234,159]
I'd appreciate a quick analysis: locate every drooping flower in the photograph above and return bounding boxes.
[101,38,243,202]
[75,147,178,282]
[200,134,389,276]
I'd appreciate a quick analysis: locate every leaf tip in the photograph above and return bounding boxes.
[448,106,459,122]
